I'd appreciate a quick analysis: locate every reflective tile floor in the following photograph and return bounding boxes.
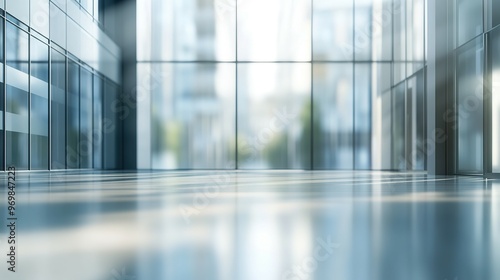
[1,171,500,280]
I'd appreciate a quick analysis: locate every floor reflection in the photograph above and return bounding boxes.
[0,171,499,280]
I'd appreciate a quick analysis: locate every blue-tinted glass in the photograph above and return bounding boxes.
[393,0,406,62]
[150,63,235,169]
[354,1,372,61]
[392,83,405,170]
[406,70,425,171]
[31,38,49,170]
[238,63,311,169]
[93,75,103,169]
[457,37,484,173]
[138,0,236,61]
[491,27,500,172]
[67,61,80,169]
[457,0,483,46]
[50,3,66,48]
[6,86,29,169]
[51,49,66,169]
[31,0,50,37]
[354,63,371,169]
[6,23,29,170]
[31,37,49,82]
[313,63,353,169]
[104,81,122,170]
[6,0,30,23]
[487,0,500,28]
[313,0,353,61]
[80,67,93,168]
[6,22,29,74]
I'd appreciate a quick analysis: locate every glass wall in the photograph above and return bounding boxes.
[67,60,80,168]
[93,75,103,169]
[313,63,353,170]
[80,67,93,168]
[138,0,427,170]
[456,37,484,174]
[51,49,67,169]
[0,5,122,171]
[491,28,500,173]
[457,0,483,46]
[238,63,310,169]
[149,63,235,169]
[30,37,49,170]
[6,22,29,170]
[448,0,500,176]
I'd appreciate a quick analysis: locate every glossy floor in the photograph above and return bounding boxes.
[1,171,499,280]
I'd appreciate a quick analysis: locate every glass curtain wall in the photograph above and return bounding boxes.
[491,27,500,174]
[6,21,29,170]
[0,7,122,171]
[138,0,427,170]
[451,0,500,176]
[30,36,49,170]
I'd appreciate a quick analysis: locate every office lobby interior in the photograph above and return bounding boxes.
[1,0,500,279]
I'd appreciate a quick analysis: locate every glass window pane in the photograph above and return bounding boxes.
[50,3,66,48]
[486,0,500,29]
[6,24,29,170]
[238,63,311,169]
[6,0,30,23]
[238,0,311,61]
[93,75,103,169]
[313,0,353,61]
[149,63,235,169]
[392,82,405,170]
[405,70,425,171]
[354,63,371,169]
[457,0,483,46]
[407,0,425,74]
[373,0,393,61]
[313,63,353,169]
[492,28,500,172]
[6,22,29,74]
[6,85,29,170]
[457,37,484,173]
[80,68,93,168]
[137,0,236,61]
[81,0,93,14]
[370,63,392,170]
[104,81,122,169]
[31,38,49,170]
[31,0,50,38]
[67,61,80,169]
[393,0,406,63]
[354,0,371,61]
[51,49,66,169]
